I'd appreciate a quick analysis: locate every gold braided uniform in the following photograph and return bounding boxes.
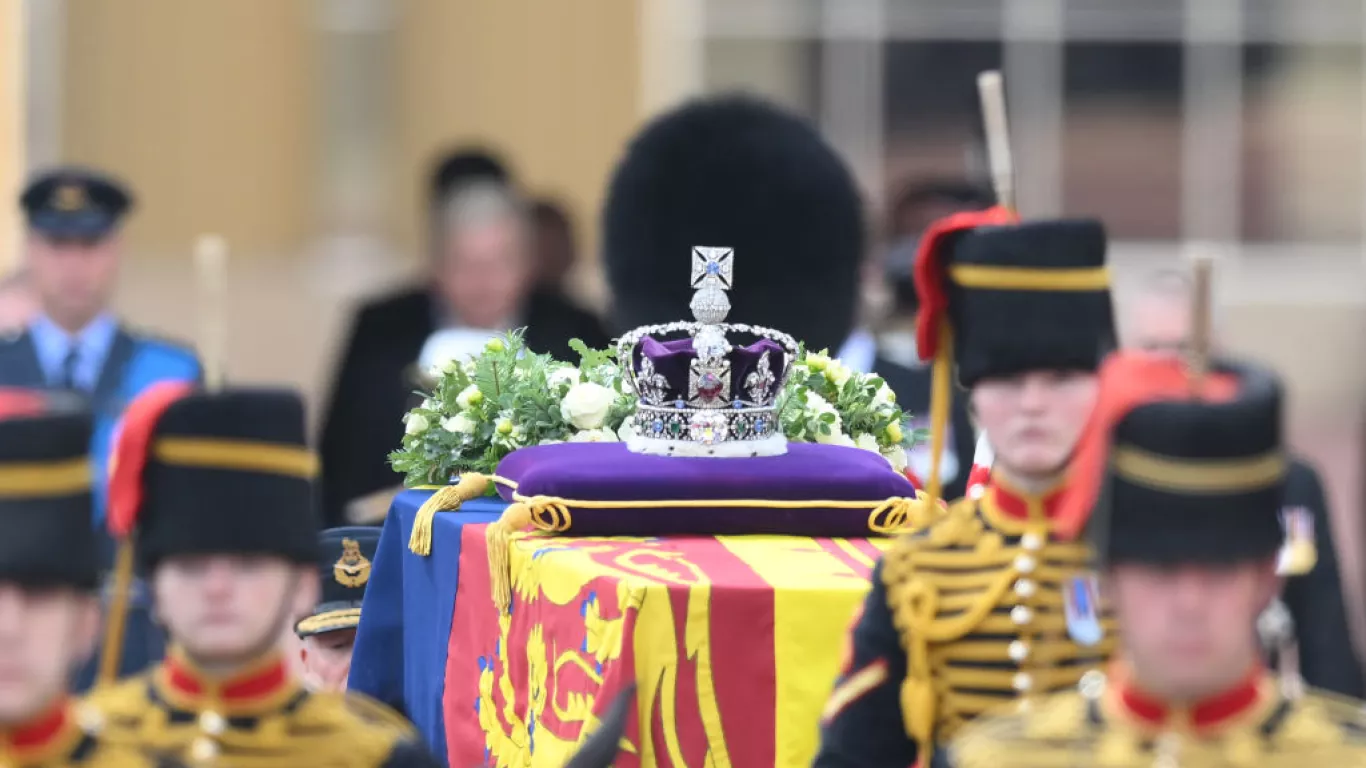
[815,482,1118,767]
[84,654,438,768]
[948,671,1366,767]
[0,701,182,768]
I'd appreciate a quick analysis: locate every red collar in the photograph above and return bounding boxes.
[158,650,299,715]
[0,700,82,762]
[983,477,1068,522]
[1108,663,1272,733]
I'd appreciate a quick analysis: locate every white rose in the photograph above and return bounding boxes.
[854,432,881,453]
[569,428,619,443]
[804,391,836,415]
[872,384,896,409]
[456,385,483,410]
[561,382,615,430]
[548,366,581,388]
[617,419,639,443]
[404,413,429,435]
[421,398,438,410]
[442,413,478,434]
[882,446,909,473]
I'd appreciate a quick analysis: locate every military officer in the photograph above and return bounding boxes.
[85,383,440,767]
[813,210,1120,767]
[295,528,379,692]
[1123,268,1364,697]
[0,388,180,766]
[949,351,1366,766]
[0,167,202,688]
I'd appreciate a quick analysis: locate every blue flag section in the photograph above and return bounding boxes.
[347,488,507,762]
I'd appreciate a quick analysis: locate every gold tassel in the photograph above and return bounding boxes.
[899,676,936,765]
[487,502,533,614]
[924,324,954,504]
[407,474,490,556]
[96,537,136,687]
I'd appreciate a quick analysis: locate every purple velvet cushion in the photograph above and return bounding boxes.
[493,442,915,537]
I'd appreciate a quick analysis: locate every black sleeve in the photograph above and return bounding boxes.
[379,739,446,768]
[813,559,918,768]
[1281,459,1366,697]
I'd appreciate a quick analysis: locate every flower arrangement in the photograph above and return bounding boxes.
[389,330,922,487]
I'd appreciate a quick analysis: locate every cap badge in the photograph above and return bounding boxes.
[52,183,89,212]
[333,537,371,588]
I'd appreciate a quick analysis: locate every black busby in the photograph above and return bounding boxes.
[0,389,98,590]
[21,166,134,240]
[295,526,378,638]
[1057,353,1286,565]
[108,384,319,570]
[918,215,1115,388]
[602,94,866,354]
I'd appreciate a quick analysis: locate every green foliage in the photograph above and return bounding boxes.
[389,332,921,487]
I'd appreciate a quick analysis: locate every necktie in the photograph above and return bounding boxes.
[62,344,80,390]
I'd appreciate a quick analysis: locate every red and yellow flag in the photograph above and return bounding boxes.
[444,527,892,767]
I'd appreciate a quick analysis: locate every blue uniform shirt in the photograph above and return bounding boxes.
[28,312,119,391]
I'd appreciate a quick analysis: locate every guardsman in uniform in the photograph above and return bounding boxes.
[0,167,202,687]
[948,351,1366,767]
[813,211,1120,767]
[85,384,441,767]
[1123,267,1364,697]
[0,388,179,767]
[295,528,379,693]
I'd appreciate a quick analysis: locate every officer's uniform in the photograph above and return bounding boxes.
[0,390,180,767]
[948,354,1366,767]
[0,168,201,687]
[83,386,439,767]
[296,527,378,641]
[814,213,1120,767]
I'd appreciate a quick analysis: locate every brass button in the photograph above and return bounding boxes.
[1020,532,1044,551]
[1013,554,1036,574]
[1078,670,1107,700]
[190,736,219,763]
[969,484,986,500]
[198,710,226,736]
[1013,579,1036,598]
[1012,672,1033,692]
[1008,640,1030,662]
[1010,605,1033,625]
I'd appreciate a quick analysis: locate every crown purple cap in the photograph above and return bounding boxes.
[617,246,799,457]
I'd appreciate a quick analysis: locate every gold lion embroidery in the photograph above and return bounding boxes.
[53,183,88,212]
[333,538,371,588]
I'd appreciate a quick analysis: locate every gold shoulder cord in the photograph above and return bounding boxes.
[883,499,1016,764]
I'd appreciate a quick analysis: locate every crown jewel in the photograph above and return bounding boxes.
[618,246,799,457]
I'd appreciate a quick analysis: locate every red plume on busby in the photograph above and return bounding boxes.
[912,205,1018,362]
[107,381,196,539]
[1053,351,1238,541]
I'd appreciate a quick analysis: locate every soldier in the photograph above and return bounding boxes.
[0,166,202,688]
[1124,267,1364,697]
[0,389,179,766]
[948,351,1366,766]
[295,528,379,693]
[813,211,1119,767]
[86,384,440,767]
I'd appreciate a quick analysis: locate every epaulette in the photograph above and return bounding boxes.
[1272,688,1366,754]
[947,692,1093,767]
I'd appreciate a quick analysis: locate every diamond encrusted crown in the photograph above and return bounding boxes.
[617,246,799,457]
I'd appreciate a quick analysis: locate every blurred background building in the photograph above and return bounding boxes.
[1,0,1363,647]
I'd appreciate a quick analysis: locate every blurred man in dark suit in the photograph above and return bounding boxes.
[319,149,607,525]
[1123,268,1364,697]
